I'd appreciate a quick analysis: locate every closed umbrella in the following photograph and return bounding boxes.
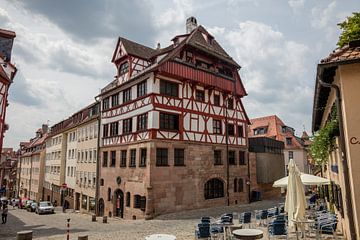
[273,173,330,188]
[285,159,307,228]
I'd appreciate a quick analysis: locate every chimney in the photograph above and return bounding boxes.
[186,17,197,34]
[156,42,161,49]
[42,124,48,134]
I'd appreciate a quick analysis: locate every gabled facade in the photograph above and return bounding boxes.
[18,125,48,201]
[98,17,251,219]
[249,115,310,174]
[0,29,17,151]
[312,39,360,239]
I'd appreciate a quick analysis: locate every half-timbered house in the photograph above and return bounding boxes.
[98,17,251,219]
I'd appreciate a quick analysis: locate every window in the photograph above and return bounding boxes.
[227,124,235,136]
[93,150,97,163]
[102,97,110,110]
[100,179,104,186]
[160,113,179,130]
[214,150,222,165]
[204,178,224,199]
[126,192,131,207]
[110,151,116,167]
[253,127,268,135]
[103,124,109,138]
[289,151,293,160]
[140,148,147,167]
[238,178,244,192]
[107,188,112,201]
[174,148,185,166]
[110,122,118,136]
[234,178,238,193]
[111,93,119,107]
[129,149,136,167]
[214,94,220,106]
[137,80,147,97]
[120,150,127,167]
[137,113,147,131]
[195,90,205,102]
[227,98,234,109]
[123,118,133,134]
[213,119,222,134]
[239,151,246,165]
[134,195,141,208]
[156,148,168,166]
[119,62,129,75]
[228,151,236,165]
[238,125,244,138]
[102,152,108,167]
[123,87,132,103]
[160,80,178,97]
[286,138,292,146]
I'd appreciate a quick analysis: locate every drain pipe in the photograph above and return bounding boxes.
[318,78,357,240]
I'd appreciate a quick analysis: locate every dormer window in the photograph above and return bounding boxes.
[119,62,129,76]
[253,127,268,135]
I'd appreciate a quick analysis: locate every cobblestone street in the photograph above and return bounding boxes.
[0,199,283,240]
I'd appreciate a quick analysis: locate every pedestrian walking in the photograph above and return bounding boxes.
[2,205,8,224]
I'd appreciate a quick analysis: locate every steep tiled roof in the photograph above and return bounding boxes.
[320,40,360,65]
[249,115,304,149]
[187,26,239,67]
[119,37,157,60]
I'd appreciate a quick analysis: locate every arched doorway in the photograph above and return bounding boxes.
[113,189,124,218]
[98,198,105,216]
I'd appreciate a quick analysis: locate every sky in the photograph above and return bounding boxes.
[0,0,359,149]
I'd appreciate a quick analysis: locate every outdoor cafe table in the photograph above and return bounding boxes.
[232,229,263,239]
[144,234,176,240]
[291,219,316,240]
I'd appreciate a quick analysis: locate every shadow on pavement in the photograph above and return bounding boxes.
[0,209,87,239]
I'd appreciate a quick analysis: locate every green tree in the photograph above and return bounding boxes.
[337,12,360,48]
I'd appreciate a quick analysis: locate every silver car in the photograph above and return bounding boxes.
[36,201,54,214]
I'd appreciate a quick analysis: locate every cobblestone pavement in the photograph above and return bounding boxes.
[0,198,343,240]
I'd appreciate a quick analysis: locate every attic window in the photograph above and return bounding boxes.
[119,62,129,76]
[253,127,268,135]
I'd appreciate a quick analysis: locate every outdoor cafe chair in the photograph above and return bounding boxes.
[195,223,211,239]
[255,209,268,226]
[268,220,288,239]
[239,212,252,228]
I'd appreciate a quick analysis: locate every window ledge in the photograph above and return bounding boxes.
[156,165,170,167]
[174,164,186,167]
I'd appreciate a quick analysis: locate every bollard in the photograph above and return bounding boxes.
[16,230,33,240]
[66,218,71,240]
[78,235,88,240]
[91,214,96,222]
[103,216,107,223]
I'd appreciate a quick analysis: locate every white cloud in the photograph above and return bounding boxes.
[288,0,305,13]
[311,1,336,29]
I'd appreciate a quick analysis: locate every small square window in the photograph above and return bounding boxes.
[195,90,205,102]
[174,149,185,166]
[214,150,222,165]
[214,95,220,106]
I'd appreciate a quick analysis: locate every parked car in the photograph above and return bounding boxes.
[11,198,19,206]
[27,202,38,212]
[19,198,29,209]
[36,201,54,215]
[23,200,34,210]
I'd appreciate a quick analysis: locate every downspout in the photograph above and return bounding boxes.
[224,97,230,206]
[94,99,101,216]
[318,78,357,240]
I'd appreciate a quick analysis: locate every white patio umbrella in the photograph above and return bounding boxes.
[272,173,330,188]
[284,159,307,228]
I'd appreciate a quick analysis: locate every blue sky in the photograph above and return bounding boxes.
[0,0,359,148]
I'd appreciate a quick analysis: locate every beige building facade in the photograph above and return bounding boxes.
[312,40,360,239]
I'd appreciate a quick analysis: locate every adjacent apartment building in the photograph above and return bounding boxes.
[18,125,48,201]
[44,102,99,212]
[98,17,251,219]
[249,115,310,174]
[312,39,360,239]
